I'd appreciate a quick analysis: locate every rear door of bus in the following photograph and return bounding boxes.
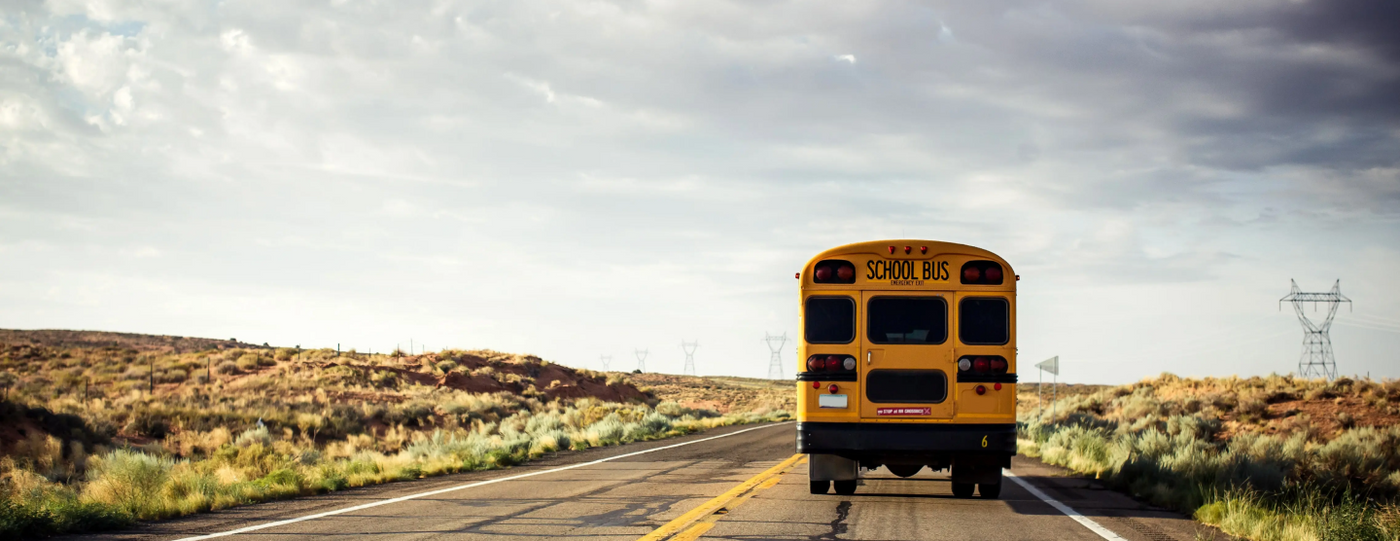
[859,291,956,419]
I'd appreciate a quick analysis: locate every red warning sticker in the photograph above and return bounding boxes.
[876,407,931,416]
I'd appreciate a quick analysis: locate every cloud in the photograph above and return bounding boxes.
[0,0,1397,382]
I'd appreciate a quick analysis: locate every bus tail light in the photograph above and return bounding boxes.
[957,355,1009,374]
[812,260,856,284]
[960,261,1005,285]
[806,355,857,374]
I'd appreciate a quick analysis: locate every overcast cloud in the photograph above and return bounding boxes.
[1,0,1397,383]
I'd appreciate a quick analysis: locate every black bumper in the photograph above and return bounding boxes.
[796,422,1016,456]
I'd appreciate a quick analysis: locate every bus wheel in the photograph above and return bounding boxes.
[810,480,831,494]
[886,464,922,478]
[833,480,858,495]
[978,481,1002,499]
[951,482,975,498]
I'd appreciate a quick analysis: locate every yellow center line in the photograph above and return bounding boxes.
[636,453,806,541]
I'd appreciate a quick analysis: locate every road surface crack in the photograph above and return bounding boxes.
[809,500,850,540]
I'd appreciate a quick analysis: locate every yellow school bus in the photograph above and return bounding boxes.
[796,240,1016,498]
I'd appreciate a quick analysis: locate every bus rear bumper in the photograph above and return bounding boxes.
[796,421,1016,468]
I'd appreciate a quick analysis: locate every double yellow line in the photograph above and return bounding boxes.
[636,453,806,541]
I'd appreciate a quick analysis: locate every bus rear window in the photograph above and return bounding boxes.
[960,297,1009,345]
[805,297,855,343]
[867,297,947,344]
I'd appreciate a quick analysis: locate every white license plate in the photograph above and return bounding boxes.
[818,394,848,408]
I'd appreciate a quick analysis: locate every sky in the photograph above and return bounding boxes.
[1,0,1397,384]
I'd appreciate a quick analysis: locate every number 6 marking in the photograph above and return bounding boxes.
[981,435,988,448]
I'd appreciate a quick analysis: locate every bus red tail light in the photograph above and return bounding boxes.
[960,261,1005,285]
[812,260,856,284]
[825,355,841,371]
[957,355,1009,375]
[806,355,857,373]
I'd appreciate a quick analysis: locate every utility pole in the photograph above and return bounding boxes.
[1280,280,1351,380]
[635,349,648,373]
[681,341,699,376]
[599,355,612,371]
[764,333,788,379]
[148,355,155,394]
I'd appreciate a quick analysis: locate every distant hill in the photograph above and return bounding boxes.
[0,328,262,353]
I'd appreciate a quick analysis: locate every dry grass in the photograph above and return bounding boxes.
[0,332,790,538]
[1018,373,1400,541]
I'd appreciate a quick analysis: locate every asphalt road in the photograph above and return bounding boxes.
[64,422,1225,541]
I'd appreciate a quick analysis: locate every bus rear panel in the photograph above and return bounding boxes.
[796,240,1016,498]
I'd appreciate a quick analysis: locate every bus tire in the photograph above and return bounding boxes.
[833,480,858,495]
[951,482,975,498]
[979,481,1002,499]
[810,480,831,494]
[886,464,922,478]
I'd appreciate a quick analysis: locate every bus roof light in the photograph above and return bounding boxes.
[903,245,911,254]
[795,272,800,279]
[887,246,896,254]
[920,246,928,254]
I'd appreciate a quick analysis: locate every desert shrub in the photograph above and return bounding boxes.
[82,450,175,517]
[214,361,239,375]
[124,412,170,439]
[235,355,260,371]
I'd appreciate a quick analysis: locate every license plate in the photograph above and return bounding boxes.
[877,407,931,416]
[818,394,848,408]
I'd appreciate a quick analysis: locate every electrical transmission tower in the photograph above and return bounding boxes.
[634,349,648,373]
[681,341,698,376]
[1280,279,1351,380]
[765,332,788,379]
[599,355,612,371]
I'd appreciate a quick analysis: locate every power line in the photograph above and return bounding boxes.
[764,332,788,379]
[1280,279,1352,380]
[681,341,698,376]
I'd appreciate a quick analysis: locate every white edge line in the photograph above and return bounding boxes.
[172,422,794,540]
[1004,470,1128,541]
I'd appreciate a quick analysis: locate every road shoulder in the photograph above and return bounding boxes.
[1010,455,1230,541]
